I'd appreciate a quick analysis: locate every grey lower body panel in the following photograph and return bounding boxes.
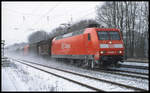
[51,54,94,60]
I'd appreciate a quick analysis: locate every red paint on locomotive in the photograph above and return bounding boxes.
[51,28,124,65]
[24,45,29,55]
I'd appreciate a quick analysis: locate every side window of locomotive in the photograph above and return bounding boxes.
[72,30,84,36]
[88,33,91,40]
[55,35,62,40]
[62,32,73,38]
[72,31,79,36]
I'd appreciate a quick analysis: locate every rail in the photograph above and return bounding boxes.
[10,57,148,92]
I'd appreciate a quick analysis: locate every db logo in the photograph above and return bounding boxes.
[109,44,114,48]
[61,43,71,49]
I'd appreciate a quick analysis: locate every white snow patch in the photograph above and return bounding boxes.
[120,62,149,67]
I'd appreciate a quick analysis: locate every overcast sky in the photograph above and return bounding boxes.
[2,1,104,46]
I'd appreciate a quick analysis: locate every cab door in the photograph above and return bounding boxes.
[84,33,92,54]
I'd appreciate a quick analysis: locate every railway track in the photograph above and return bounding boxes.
[120,64,148,70]
[106,68,148,76]
[80,62,148,80]
[9,57,148,92]
[11,58,102,91]
[91,68,148,80]
[125,60,148,63]
[57,58,148,77]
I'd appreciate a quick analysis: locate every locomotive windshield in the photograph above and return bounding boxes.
[97,31,121,40]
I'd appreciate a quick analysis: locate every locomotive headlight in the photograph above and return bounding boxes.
[100,51,106,54]
[100,51,104,54]
[118,51,122,53]
[100,44,109,48]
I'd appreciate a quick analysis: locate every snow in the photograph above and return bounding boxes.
[2,68,18,91]
[108,66,149,74]
[2,60,93,91]
[3,52,149,91]
[2,67,29,91]
[114,71,148,78]
[12,57,149,91]
[14,61,134,91]
[120,62,149,67]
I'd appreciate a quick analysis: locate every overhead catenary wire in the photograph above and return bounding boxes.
[27,5,96,30]
[30,3,61,29]
[3,7,40,16]
[49,9,96,24]
[11,3,61,31]
[3,6,43,31]
[4,3,97,32]
[40,9,96,30]
[49,9,96,29]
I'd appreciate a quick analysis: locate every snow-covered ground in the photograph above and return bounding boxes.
[108,66,148,74]
[2,67,29,91]
[2,52,149,91]
[13,61,135,91]
[120,62,149,67]
[2,61,93,91]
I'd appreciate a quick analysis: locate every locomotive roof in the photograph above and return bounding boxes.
[86,28,120,31]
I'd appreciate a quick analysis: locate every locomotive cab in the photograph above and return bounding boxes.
[97,30,124,66]
[85,28,124,67]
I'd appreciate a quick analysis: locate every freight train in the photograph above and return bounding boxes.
[23,27,124,68]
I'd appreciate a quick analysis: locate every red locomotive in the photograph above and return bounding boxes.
[22,27,124,68]
[51,28,124,68]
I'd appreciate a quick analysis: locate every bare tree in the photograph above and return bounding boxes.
[28,30,50,44]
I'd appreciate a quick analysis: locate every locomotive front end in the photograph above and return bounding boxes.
[96,29,124,66]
